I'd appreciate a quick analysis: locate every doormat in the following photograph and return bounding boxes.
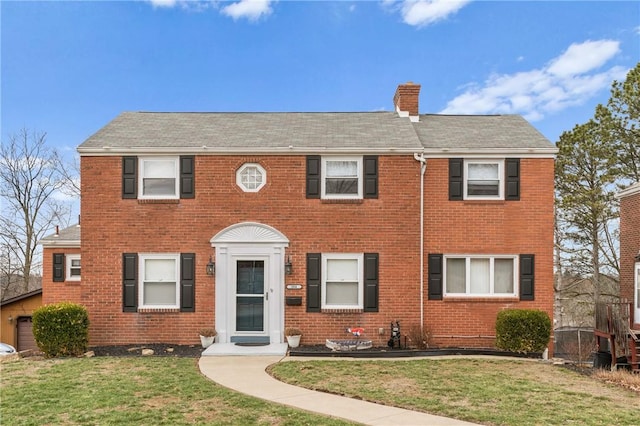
[235,342,269,347]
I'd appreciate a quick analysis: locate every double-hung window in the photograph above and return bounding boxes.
[66,254,81,281]
[444,255,517,297]
[323,254,363,309]
[139,254,180,309]
[139,157,179,199]
[322,157,363,199]
[464,160,503,199]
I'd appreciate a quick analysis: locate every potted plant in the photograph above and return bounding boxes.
[285,327,302,348]
[199,328,217,348]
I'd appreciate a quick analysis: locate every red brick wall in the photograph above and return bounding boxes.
[619,190,640,327]
[42,247,82,305]
[46,154,555,349]
[423,158,555,348]
[75,155,421,346]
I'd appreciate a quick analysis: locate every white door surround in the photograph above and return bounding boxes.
[211,222,289,344]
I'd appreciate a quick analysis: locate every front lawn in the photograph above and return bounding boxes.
[0,357,353,425]
[270,358,640,426]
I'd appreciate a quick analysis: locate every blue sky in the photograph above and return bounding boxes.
[2,0,639,165]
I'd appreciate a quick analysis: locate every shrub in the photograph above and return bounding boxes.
[32,302,90,357]
[495,309,551,353]
[406,324,431,350]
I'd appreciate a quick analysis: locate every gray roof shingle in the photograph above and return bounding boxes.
[77,111,556,155]
[40,224,81,247]
[78,112,424,154]
[413,115,555,151]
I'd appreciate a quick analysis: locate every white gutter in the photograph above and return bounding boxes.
[413,152,427,333]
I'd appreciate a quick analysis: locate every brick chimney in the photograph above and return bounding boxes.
[393,82,421,121]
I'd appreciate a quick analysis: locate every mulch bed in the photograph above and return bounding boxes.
[87,343,544,359]
[90,344,204,358]
[289,344,543,359]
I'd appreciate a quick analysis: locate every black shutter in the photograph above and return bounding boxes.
[53,253,65,282]
[122,157,137,199]
[306,156,321,198]
[123,253,138,312]
[428,254,443,300]
[306,253,321,312]
[180,156,195,199]
[180,253,195,312]
[520,254,535,301]
[363,156,378,199]
[449,158,463,201]
[505,158,520,200]
[363,253,379,312]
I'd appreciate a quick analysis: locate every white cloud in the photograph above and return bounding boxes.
[547,40,620,77]
[221,0,273,21]
[146,0,214,12]
[440,39,628,121]
[148,0,178,7]
[400,0,470,27]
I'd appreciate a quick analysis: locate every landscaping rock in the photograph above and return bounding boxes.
[84,351,95,358]
[141,349,154,356]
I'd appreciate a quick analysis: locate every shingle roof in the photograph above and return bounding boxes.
[413,115,555,152]
[40,224,81,247]
[77,111,556,155]
[78,112,424,154]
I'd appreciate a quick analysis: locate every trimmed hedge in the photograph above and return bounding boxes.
[32,302,89,357]
[495,309,551,353]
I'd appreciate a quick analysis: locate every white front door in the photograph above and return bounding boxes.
[635,263,640,325]
[211,222,289,345]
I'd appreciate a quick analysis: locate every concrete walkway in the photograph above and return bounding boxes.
[198,354,477,426]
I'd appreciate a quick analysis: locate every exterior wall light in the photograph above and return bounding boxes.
[206,257,215,276]
[285,256,293,275]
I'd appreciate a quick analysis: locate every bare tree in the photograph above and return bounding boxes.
[0,129,69,296]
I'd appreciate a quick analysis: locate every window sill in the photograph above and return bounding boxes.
[138,199,180,204]
[443,296,520,303]
[462,200,506,205]
[321,308,364,314]
[321,199,364,205]
[137,308,180,313]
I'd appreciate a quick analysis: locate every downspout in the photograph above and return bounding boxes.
[413,152,427,333]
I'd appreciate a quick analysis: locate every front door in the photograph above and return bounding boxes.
[211,222,289,345]
[234,259,268,340]
[635,263,640,325]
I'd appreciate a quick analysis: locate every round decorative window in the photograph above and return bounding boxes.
[236,163,266,192]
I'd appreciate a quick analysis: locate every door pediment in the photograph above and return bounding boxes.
[211,222,289,245]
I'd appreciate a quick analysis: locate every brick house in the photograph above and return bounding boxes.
[617,182,640,328]
[41,83,557,349]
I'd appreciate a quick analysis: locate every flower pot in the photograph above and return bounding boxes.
[200,335,215,348]
[286,335,301,348]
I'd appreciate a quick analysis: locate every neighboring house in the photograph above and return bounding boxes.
[41,83,557,349]
[0,288,43,351]
[617,182,640,328]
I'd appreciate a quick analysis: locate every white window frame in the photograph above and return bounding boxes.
[322,253,363,309]
[66,254,81,281]
[138,157,179,200]
[443,254,518,297]
[139,254,180,309]
[464,159,504,200]
[321,156,363,200]
[236,163,267,192]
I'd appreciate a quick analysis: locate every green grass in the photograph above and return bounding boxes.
[0,357,354,426]
[269,358,640,426]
